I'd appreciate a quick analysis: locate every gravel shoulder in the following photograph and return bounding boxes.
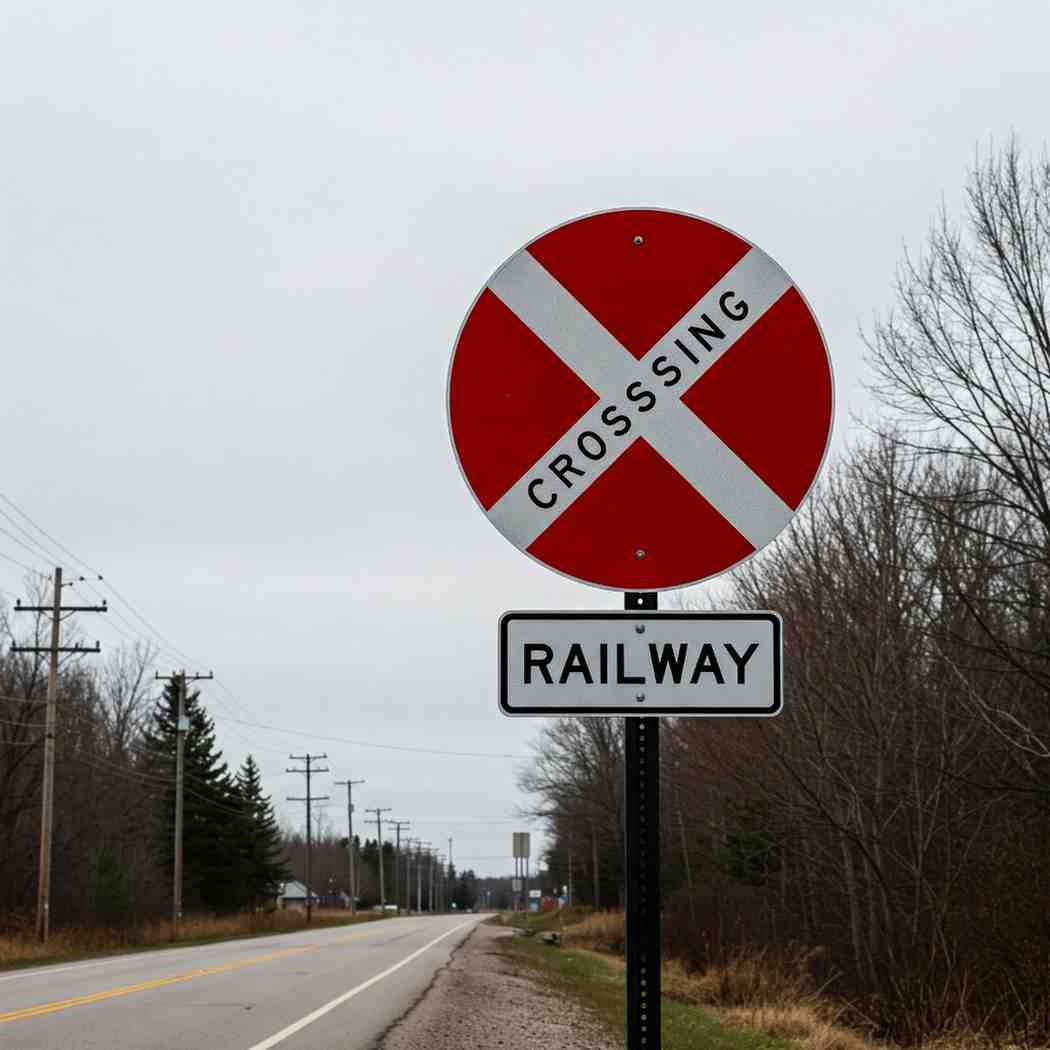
[378,921,619,1050]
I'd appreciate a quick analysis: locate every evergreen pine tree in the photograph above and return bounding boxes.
[235,755,290,909]
[141,676,249,912]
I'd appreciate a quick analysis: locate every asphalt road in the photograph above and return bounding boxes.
[0,913,484,1050]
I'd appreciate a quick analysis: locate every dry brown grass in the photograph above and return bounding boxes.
[0,909,381,969]
[526,910,1042,1050]
[658,947,879,1050]
[719,1004,873,1050]
[562,909,625,954]
[564,913,892,1050]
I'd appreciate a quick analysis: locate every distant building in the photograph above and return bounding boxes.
[277,881,320,911]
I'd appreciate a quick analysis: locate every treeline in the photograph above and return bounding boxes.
[0,625,288,928]
[523,143,1050,1043]
[0,607,487,927]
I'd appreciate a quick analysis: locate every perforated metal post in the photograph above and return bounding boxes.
[625,590,661,1049]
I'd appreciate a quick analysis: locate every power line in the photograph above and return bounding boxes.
[215,715,525,759]
[0,548,45,576]
[0,493,527,765]
[0,503,62,561]
[0,524,53,565]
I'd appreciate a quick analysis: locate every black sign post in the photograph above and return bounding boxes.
[624,591,661,1049]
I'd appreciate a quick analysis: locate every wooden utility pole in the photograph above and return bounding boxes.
[428,848,435,912]
[568,832,574,908]
[369,808,392,909]
[416,841,425,912]
[674,780,697,925]
[13,568,106,942]
[591,821,600,909]
[156,670,214,934]
[391,820,410,915]
[335,778,365,914]
[288,753,329,923]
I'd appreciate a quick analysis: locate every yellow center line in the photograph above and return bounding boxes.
[0,926,381,1026]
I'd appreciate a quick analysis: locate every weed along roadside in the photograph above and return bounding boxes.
[497,911,884,1050]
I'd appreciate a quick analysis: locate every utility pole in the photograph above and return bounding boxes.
[391,820,410,915]
[13,568,106,943]
[413,844,422,911]
[591,821,600,909]
[155,670,214,934]
[335,778,365,914]
[369,808,392,909]
[568,832,574,909]
[674,779,697,925]
[287,753,329,923]
[403,839,414,912]
[428,849,435,912]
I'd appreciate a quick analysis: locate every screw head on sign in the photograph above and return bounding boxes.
[633,235,644,246]
[634,548,646,559]
[636,693,646,702]
[635,624,645,634]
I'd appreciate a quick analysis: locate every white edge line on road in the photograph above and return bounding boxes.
[245,919,478,1050]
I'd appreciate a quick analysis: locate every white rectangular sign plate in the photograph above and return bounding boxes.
[499,612,782,717]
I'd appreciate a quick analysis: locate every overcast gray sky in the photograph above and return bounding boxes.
[2,1,1049,876]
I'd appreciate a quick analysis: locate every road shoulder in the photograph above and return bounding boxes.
[379,921,619,1050]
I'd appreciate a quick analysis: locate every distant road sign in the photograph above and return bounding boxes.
[448,208,832,591]
[500,611,781,716]
[512,832,531,859]
[528,889,542,899]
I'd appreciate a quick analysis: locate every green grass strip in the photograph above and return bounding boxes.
[503,934,789,1050]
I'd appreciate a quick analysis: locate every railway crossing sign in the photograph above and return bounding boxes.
[448,208,833,591]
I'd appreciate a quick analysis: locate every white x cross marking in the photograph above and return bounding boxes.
[484,248,796,551]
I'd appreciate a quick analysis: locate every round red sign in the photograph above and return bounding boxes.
[448,208,833,591]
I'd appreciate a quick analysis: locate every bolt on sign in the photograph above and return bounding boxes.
[447,208,833,591]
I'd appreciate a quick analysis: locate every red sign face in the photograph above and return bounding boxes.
[448,209,833,591]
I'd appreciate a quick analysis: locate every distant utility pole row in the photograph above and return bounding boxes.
[327,778,455,920]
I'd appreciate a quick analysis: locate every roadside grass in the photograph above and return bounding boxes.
[503,931,789,1050]
[503,905,593,934]
[500,910,1033,1050]
[0,909,388,972]
[505,910,895,1050]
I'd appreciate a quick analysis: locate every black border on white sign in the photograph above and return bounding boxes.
[499,611,783,717]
